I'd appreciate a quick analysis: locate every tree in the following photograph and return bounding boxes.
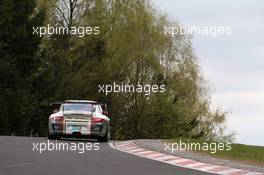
[0,0,231,141]
[41,0,229,140]
[0,0,45,135]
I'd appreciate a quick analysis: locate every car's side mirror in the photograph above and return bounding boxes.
[102,111,109,116]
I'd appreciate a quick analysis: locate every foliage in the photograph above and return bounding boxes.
[0,0,231,141]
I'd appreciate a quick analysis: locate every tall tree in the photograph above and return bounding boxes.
[0,0,231,141]
[0,0,45,135]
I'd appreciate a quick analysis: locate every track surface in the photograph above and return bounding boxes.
[0,136,214,175]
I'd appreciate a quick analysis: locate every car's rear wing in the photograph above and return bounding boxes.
[50,100,108,112]
[50,101,63,112]
[98,102,107,111]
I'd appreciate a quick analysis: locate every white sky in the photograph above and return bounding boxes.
[153,0,264,146]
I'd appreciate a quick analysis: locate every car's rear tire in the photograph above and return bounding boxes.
[48,133,61,140]
[48,134,54,140]
[98,130,108,142]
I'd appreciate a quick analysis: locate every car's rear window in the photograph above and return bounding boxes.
[63,103,94,112]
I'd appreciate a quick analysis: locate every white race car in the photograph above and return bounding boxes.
[48,100,110,142]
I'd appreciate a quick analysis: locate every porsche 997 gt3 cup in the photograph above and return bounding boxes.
[48,100,110,142]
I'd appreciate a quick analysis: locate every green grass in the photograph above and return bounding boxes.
[170,138,264,166]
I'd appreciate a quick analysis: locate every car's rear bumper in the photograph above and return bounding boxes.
[49,118,109,140]
[49,131,105,137]
[49,123,107,138]
[49,133,104,139]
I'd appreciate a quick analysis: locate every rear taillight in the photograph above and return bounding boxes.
[51,116,64,121]
[92,117,104,123]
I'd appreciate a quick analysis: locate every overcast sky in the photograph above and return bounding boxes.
[153,0,264,146]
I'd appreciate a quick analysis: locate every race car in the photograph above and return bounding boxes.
[48,100,110,142]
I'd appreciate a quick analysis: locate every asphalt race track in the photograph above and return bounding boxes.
[0,136,214,175]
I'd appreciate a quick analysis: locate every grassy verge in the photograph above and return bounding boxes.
[170,138,264,166]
